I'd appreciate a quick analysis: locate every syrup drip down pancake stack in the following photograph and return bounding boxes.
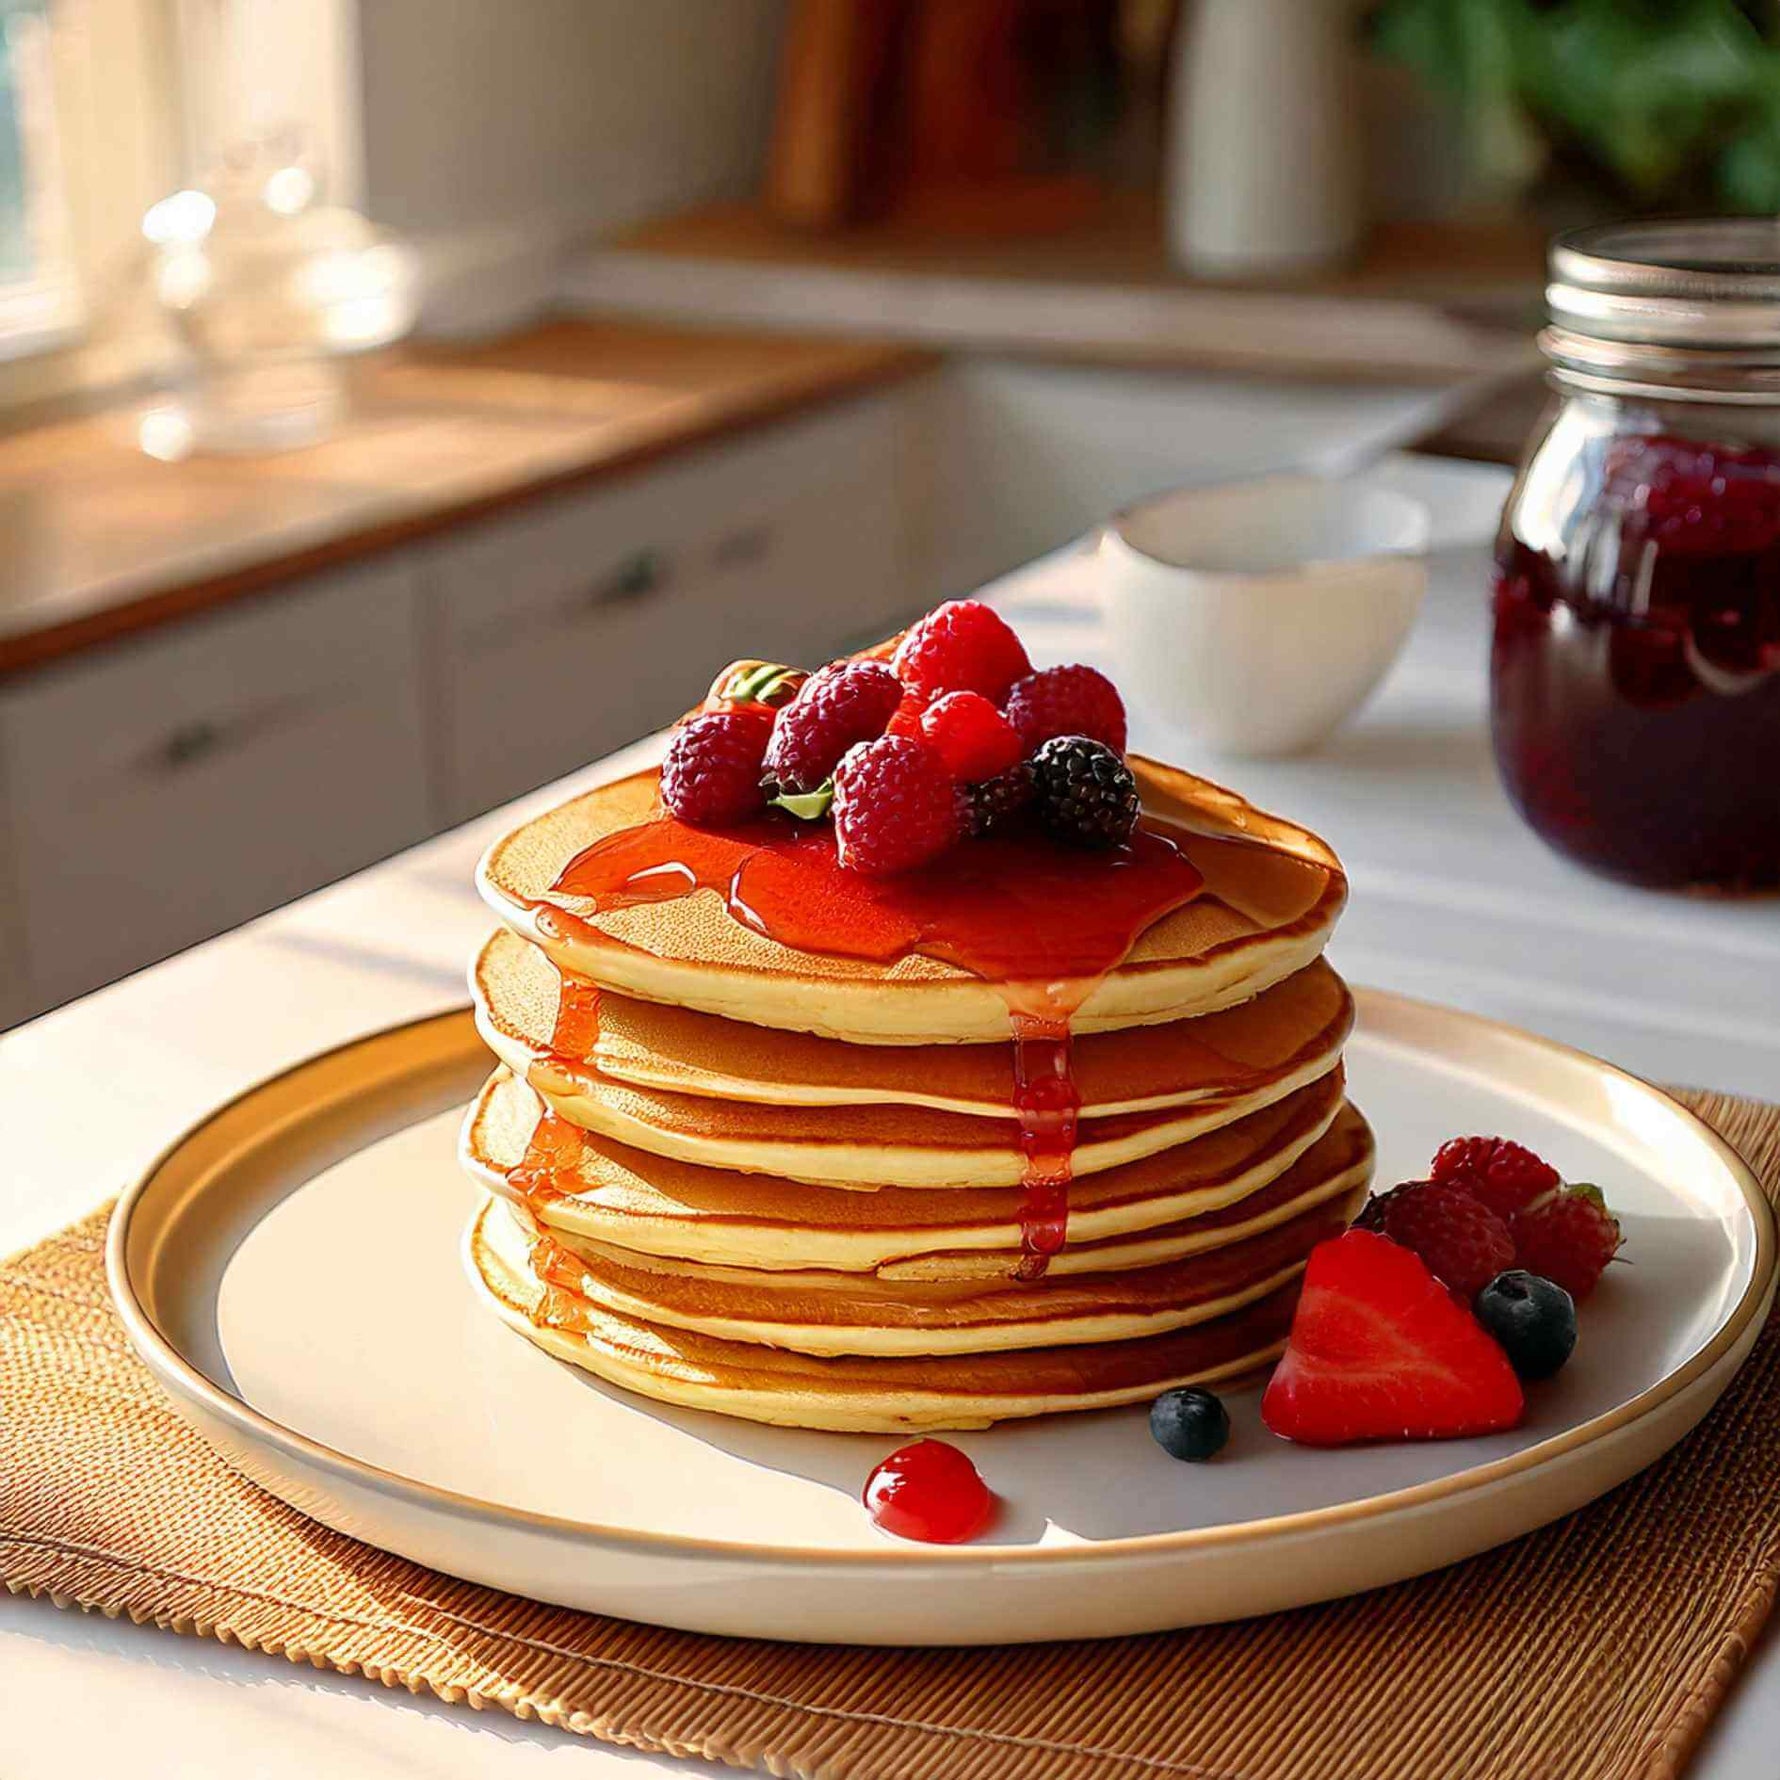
[463,731,1372,1433]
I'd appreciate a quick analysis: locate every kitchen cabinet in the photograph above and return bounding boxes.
[0,558,432,1018]
[429,390,917,824]
[0,388,924,1027]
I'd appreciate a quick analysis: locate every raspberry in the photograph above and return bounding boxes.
[1006,664,1128,753]
[1510,1185,1621,1301]
[892,600,1031,706]
[963,762,1034,837]
[659,710,771,827]
[1430,1136,1560,1221]
[1029,735,1139,849]
[919,691,1024,782]
[1361,1179,1516,1300]
[832,735,961,876]
[761,660,902,796]
[886,690,927,740]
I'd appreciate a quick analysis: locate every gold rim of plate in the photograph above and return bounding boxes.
[106,997,1778,1571]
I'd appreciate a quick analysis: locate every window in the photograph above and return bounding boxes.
[0,0,362,391]
[0,0,80,358]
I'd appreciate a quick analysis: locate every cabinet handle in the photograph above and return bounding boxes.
[579,549,665,611]
[157,718,225,771]
[146,692,319,776]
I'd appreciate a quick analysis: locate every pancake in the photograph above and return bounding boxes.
[469,1195,1301,1431]
[477,756,1345,1043]
[879,1113,1369,1280]
[461,1065,1359,1274]
[480,1000,1341,1188]
[473,926,1355,1117]
[507,1175,1364,1356]
[545,1107,1371,1286]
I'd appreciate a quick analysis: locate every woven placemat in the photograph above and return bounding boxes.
[3,1087,1778,1780]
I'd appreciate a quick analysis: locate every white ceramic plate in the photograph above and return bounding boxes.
[109,991,1774,1646]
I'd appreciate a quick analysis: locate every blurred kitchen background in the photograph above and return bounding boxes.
[1,0,1777,1029]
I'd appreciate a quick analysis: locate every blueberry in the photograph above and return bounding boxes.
[1149,1386,1230,1461]
[1474,1270,1577,1381]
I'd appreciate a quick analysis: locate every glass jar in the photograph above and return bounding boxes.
[140,134,415,456]
[1492,219,1780,891]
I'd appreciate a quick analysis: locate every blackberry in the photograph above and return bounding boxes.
[1353,1192,1391,1232]
[1029,735,1138,849]
[963,761,1033,837]
[1149,1387,1230,1461]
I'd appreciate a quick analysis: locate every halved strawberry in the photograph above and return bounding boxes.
[1261,1230,1525,1447]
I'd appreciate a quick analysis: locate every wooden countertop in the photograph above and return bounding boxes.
[564,196,1546,383]
[0,322,933,680]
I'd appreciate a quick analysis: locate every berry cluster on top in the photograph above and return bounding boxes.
[658,600,1139,875]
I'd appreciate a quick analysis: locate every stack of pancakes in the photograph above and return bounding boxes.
[463,757,1372,1432]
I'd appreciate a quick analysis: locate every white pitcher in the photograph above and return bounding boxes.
[1165,0,1364,276]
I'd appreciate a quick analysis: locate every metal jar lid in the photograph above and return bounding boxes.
[1542,217,1780,402]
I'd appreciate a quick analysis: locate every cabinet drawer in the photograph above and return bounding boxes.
[436,563,705,823]
[0,560,432,1012]
[431,391,920,822]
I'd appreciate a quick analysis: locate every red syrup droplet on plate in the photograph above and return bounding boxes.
[545,809,1207,1279]
[863,1439,996,1543]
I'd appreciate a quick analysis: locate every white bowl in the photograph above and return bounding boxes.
[1100,473,1432,758]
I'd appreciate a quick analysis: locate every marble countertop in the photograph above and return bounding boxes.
[3,454,1776,1777]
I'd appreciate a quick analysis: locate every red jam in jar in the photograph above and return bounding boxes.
[1490,221,1780,891]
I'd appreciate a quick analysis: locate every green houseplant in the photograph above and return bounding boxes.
[1369,0,1780,213]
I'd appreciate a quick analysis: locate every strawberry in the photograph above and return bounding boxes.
[1261,1230,1525,1447]
[1431,1135,1560,1221]
[1510,1184,1622,1301]
[1359,1179,1515,1299]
